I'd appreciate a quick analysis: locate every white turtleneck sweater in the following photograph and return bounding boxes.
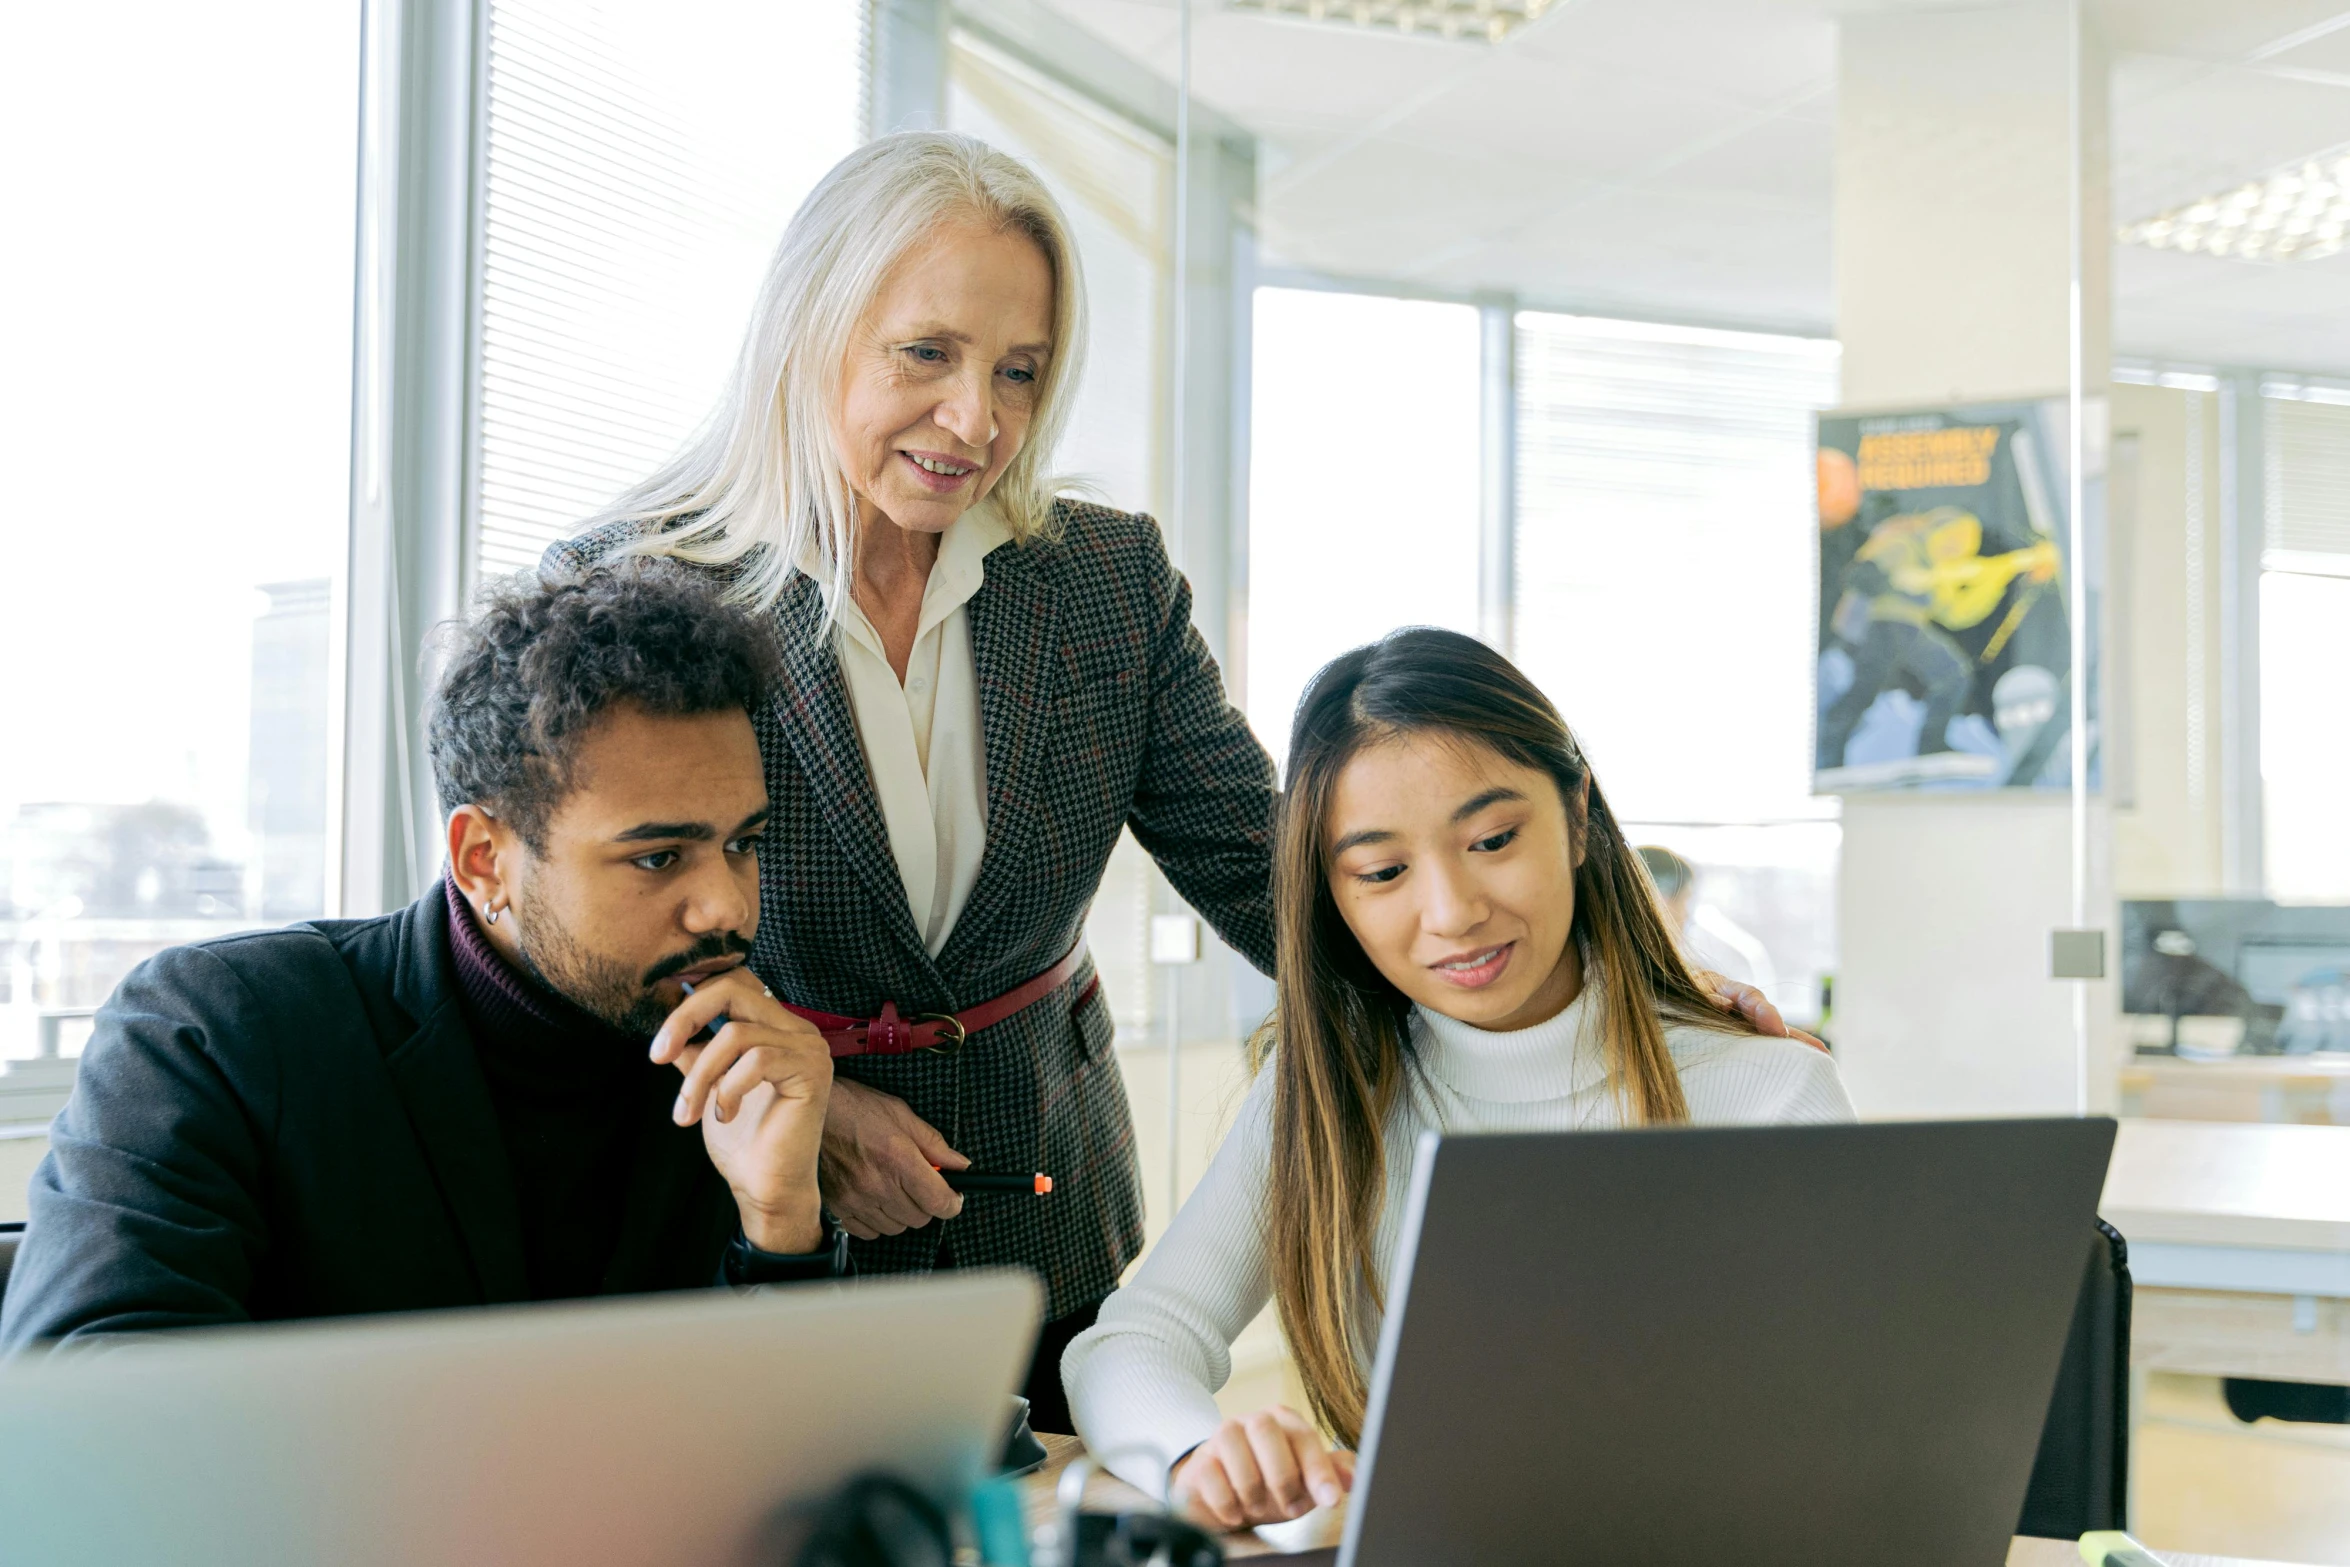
[1061,990,1856,1496]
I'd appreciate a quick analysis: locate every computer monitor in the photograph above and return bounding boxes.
[2121,899,2350,1054]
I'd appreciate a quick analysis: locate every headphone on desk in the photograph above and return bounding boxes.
[1033,1459,1222,1567]
[793,1460,1224,1567]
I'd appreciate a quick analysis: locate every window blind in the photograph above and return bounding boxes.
[2263,389,2350,574]
[1512,312,1840,823]
[475,0,860,581]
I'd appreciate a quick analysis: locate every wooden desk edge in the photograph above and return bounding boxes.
[2100,1205,2350,1253]
[1020,1437,2302,1567]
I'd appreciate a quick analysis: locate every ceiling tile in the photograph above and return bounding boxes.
[2112,58,2350,217]
[2265,20,2350,74]
[2092,0,2350,62]
[1512,0,1834,110]
[2114,244,2350,372]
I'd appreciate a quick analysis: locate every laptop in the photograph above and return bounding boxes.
[0,1270,1039,1567]
[1339,1117,2117,1567]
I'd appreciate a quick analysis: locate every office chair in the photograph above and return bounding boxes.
[0,1220,21,1306]
[2221,1377,2350,1425]
[2016,1220,2132,1538]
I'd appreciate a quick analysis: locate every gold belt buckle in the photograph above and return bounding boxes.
[913,1013,968,1055]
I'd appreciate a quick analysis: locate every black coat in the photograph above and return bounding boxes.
[0,890,743,1351]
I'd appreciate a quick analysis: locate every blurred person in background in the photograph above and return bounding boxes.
[1637,845,1777,1000]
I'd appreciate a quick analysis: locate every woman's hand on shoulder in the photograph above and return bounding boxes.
[1695,971,1828,1053]
[1170,1406,1353,1530]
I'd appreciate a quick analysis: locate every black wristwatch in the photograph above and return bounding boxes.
[722,1213,852,1286]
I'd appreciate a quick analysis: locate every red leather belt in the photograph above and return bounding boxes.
[784,943,1096,1058]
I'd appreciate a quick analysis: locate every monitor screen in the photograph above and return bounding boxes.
[2237,941,2350,1008]
[2121,898,2350,1058]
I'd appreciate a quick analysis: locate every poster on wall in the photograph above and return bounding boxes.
[1813,398,2099,793]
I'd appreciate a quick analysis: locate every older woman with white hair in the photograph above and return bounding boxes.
[552,131,1797,1430]
[551,132,1274,1429]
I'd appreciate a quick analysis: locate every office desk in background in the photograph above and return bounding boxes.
[2120,1056,2350,1127]
[1021,1436,2315,1566]
[2105,1119,2350,1387]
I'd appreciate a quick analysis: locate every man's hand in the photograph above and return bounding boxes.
[1171,1407,1354,1531]
[651,969,832,1254]
[818,1078,966,1240]
[1695,970,1829,1053]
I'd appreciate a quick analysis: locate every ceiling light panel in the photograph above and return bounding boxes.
[1224,0,1552,46]
[2120,147,2350,263]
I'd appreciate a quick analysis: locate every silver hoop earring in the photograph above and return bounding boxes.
[484,904,502,926]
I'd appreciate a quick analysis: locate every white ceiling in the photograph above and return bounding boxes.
[1016,0,2350,373]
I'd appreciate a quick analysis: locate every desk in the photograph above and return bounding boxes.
[2102,1119,2350,1386]
[2119,1056,2350,1127]
[1021,1436,2308,1565]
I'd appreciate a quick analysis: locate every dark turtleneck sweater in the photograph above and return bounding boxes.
[441,874,671,1301]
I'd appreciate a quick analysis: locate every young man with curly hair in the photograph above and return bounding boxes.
[2,565,846,1351]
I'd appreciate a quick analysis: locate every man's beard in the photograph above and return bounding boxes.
[508,895,751,1038]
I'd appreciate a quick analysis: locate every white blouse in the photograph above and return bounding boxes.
[812,502,1010,955]
[1061,987,1858,1496]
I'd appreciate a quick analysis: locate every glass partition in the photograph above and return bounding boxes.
[1245,287,1483,764]
[1012,0,2091,1119]
[2106,15,2350,1549]
[984,0,2334,1540]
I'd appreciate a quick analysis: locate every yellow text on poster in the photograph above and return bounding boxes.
[1856,426,2001,490]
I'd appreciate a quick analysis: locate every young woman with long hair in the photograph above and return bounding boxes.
[1062,628,1854,1525]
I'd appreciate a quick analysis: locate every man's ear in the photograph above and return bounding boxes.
[446,804,517,921]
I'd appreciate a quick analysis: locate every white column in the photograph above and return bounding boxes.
[2216,372,2266,894]
[1830,1,2118,1117]
[1171,135,1258,675]
[1479,299,1518,657]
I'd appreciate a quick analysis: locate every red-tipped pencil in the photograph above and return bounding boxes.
[938,1169,1054,1195]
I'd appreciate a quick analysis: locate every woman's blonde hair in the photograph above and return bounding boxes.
[592,131,1088,608]
[1256,628,1745,1447]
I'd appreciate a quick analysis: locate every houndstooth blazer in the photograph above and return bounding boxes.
[548,500,1278,1318]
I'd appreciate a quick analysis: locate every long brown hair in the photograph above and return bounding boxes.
[1256,627,1747,1445]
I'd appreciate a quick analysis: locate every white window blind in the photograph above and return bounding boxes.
[2264,390,2350,573]
[476,0,860,581]
[1512,312,1840,824]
